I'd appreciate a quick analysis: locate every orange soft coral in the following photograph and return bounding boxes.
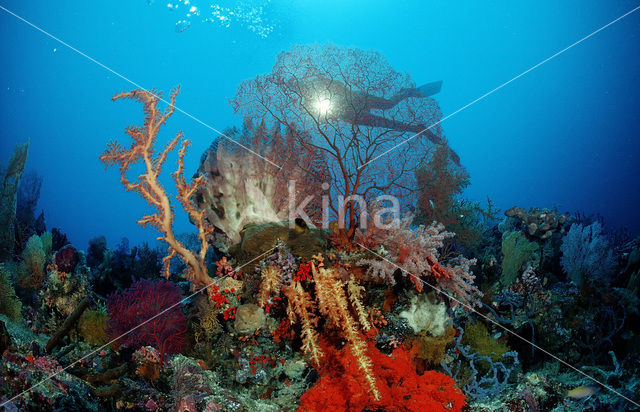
[298,335,465,412]
[100,87,214,291]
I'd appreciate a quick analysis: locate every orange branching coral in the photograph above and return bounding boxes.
[100,87,214,291]
[257,265,282,307]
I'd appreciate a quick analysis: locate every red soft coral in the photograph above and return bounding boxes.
[294,260,313,282]
[298,335,465,412]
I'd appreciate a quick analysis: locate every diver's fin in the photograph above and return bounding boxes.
[416,80,443,97]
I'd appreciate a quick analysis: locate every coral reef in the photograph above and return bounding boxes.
[399,291,449,335]
[232,43,450,237]
[410,323,456,370]
[193,121,327,245]
[3,49,640,412]
[0,350,99,411]
[54,244,80,273]
[45,297,89,353]
[132,345,161,381]
[281,263,378,397]
[442,324,519,400]
[90,237,164,296]
[257,265,282,308]
[15,170,43,240]
[50,227,69,251]
[17,233,48,288]
[229,220,327,267]
[415,143,495,250]
[86,235,108,269]
[461,320,511,363]
[77,309,109,346]
[625,243,640,296]
[168,354,280,411]
[234,303,266,335]
[39,260,91,319]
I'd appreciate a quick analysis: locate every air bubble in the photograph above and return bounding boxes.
[175,19,190,32]
[151,1,276,38]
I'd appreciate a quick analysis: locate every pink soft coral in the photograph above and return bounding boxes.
[357,213,482,309]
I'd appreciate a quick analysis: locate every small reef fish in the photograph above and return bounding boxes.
[566,385,600,400]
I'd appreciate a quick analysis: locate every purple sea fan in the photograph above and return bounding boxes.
[106,278,187,363]
[560,221,616,286]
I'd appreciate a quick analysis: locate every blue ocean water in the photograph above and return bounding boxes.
[1,0,638,248]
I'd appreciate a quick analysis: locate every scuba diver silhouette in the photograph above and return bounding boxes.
[341,80,444,139]
[299,78,460,165]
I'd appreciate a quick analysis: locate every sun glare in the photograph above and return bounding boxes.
[315,98,331,116]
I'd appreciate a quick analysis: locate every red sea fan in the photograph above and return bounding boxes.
[106,278,187,362]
